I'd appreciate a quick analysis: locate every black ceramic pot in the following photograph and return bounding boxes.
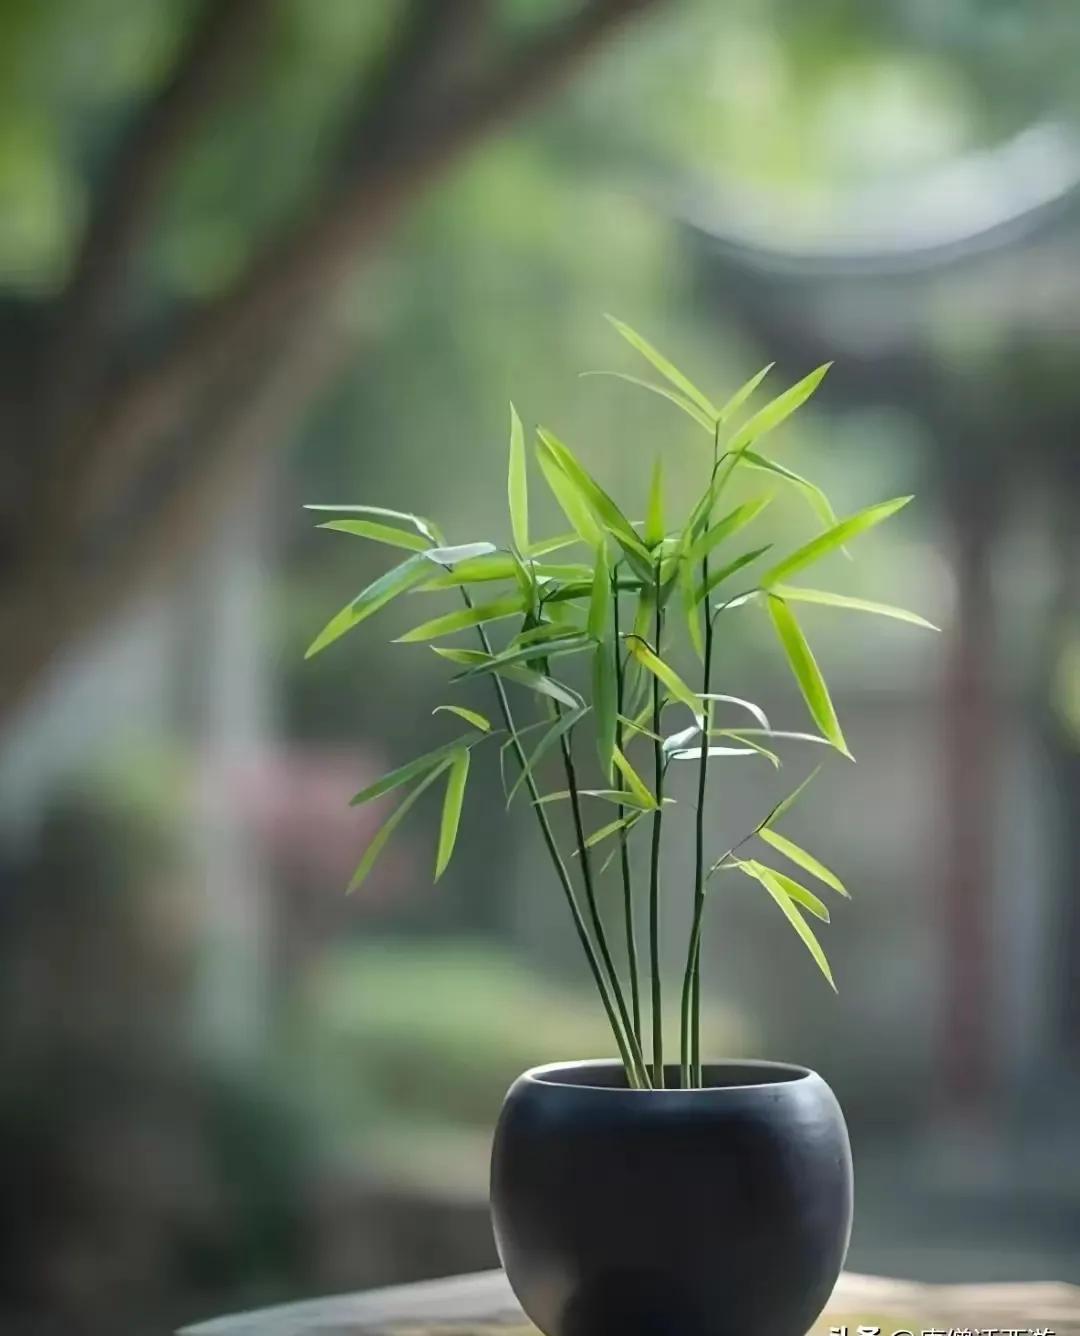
[490,1059,852,1336]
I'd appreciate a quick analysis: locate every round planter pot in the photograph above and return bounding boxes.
[490,1059,852,1336]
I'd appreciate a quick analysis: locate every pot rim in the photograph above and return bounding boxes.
[522,1057,816,1093]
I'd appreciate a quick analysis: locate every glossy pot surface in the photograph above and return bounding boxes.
[490,1059,852,1336]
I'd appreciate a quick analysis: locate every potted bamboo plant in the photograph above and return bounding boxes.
[304,320,935,1336]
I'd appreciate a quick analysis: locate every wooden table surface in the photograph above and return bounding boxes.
[180,1268,1080,1335]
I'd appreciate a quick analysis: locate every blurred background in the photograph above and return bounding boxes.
[1,1,1078,1331]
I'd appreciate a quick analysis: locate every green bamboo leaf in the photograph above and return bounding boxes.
[695,546,771,604]
[740,452,840,530]
[759,827,848,896]
[625,637,699,712]
[527,532,580,557]
[434,749,470,880]
[766,595,849,756]
[432,705,491,732]
[762,497,913,589]
[667,744,758,761]
[423,542,497,565]
[536,438,603,547]
[498,664,581,710]
[741,859,830,921]
[762,766,822,829]
[771,585,939,631]
[727,364,832,455]
[593,639,617,782]
[717,363,774,423]
[588,550,611,641]
[734,728,830,747]
[431,647,491,667]
[455,633,590,679]
[618,709,662,743]
[735,860,835,989]
[396,594,526,643]
[576,811,644,853]
[537,429,648,559]
[505,706,588,806]
[508,402,529,553]
[420,554,518,588]
[679,557,705,660]
[710,730,780,768]
[605,315,719,420]
[349,738,473,807]
[535,788,659,811]
[316,519,430,552]
[645,458,664,549]
[687,497,772,564]
[580,370,714,432]
[612,746,657,808]
[305,504,444,545]
[348,761,450,892]
[306,554,430,659]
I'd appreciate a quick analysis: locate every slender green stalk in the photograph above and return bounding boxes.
[612,583,642,1050]
[648,564,665,1088]
[556,722,648,1084]
[462,589,645,1087]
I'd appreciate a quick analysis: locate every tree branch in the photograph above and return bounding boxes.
[72,0,664,535]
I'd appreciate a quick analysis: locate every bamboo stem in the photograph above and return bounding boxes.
[461,590,644,1086]
[648,565,665,1088]
[613,582,642,1049]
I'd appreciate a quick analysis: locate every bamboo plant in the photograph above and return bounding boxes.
[305,319,936,1090]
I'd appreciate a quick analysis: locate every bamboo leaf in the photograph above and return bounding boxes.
[740,452,840,530]
[423,541,498,566]
[645,458,665,549]
[625,637,699,712]
[434,749,470,880]
[305,503,444,545]
[679,556,704,660]
[527,532,580,557]
[396,594,526,643]
[537,429,648,559]
[740,859,830,921]
[605,315,719,420]
[593,639,617,782]
[306,554,430,658]
[717,363,774,423]
[316,519,430,552]
[766,595,849,757]
[431,647,491,667]
[727,364,831,455]
[710,730,780,767]
[667,745,758,760]
[432,705,491,732]
[536,437,603,547]
[701,692,771,730]
[762,766,821,829]
[508,402,529,554]
[695,546,771,604]
[536,788,660,811]
[759,827,848,896]
[506,707,588,806]
[687,497,772,564]
[575,811,644,853]
[612,745,657,808]
[499,665,581,710]
[734,728,830,746]
[420,554,518,588]
[762,497,913,589]
[455,633,590,679]
[772,585,939,631]
[588,550,611,641]
[580,370,714,432]
[348,761,450,892]
[734,860,835,989]
[349,738,475,807]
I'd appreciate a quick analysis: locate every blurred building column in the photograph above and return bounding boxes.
[938,470,1002,1112]
[186,477,274,1058]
